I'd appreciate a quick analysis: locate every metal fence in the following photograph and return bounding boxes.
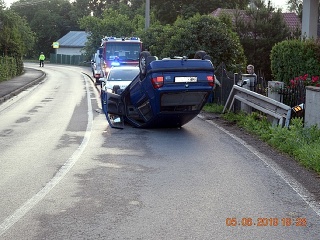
[212,63,306,108]
[212,63,235,105]
[279,81,306,107]
[50,54,87,65]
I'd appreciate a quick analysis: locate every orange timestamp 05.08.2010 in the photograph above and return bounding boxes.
[225,217,307,227]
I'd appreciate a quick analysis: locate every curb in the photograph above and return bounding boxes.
[0,71,46,104]
[81,71,101,93]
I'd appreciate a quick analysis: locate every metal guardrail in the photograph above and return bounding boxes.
[223,85,292,127]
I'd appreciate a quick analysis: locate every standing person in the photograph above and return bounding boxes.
[39,52,45,67]
[247,64,256,75]
[246,64,257,91]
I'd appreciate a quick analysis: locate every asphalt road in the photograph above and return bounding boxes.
[0,64,319,239]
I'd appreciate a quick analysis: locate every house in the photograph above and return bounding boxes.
[54,31,89,56]
[210,8,301,32]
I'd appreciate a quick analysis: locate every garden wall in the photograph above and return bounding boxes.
[305,86,320,128]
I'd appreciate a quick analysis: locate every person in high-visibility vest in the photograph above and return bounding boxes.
[39,52,45,67]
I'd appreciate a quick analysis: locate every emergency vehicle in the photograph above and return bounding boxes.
[99,36,143,77]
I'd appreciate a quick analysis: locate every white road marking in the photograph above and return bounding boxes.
[0,74,94,236]
[200,115,320,218]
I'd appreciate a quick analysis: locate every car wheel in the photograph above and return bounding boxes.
[194,50,207,60]
[203,55,212,61]
[139,51,151,80]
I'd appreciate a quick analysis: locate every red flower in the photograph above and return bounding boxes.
[290,79,295,86]
[312,76,319,83]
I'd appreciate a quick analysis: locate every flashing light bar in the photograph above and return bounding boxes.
[102,36,141,41]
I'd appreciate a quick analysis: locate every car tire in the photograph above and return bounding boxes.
[139,51,151,80]
[194,50,207,60]
[203,55,212,61]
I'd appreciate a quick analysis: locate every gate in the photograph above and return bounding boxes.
[212,63,269,105]
[213,63,235,105]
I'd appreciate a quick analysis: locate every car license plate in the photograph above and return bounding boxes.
[175,76,197,82]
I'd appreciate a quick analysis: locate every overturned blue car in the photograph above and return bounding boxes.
[101,50,215,129]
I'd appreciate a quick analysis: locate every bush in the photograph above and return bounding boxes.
[0,56,23,82]
[271,39,320,85]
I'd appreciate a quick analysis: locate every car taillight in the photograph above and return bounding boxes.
[207,75,215,87]
[151,76,164,89]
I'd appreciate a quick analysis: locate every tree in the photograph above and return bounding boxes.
[69,0,92,25]
[79,4,142,59]
[139,14,246,70]
[287,0,303,20]
[0,9,35,57]
[0,8,35,77]
[29,10,65,56]
[10,0,78,57]
[149,0,250,24]
[0,0,5,9]
[231,0,291,79]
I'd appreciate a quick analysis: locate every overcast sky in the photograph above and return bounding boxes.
[271,0,289,11]
[3,0,289,11]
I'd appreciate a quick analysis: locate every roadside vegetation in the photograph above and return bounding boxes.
[203,103,320,174]
[2,0,303,79]
[0,6,34,81]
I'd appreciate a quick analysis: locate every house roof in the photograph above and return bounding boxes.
[282,12,301,29]
[210,8,301,30]
[56,31,89,48]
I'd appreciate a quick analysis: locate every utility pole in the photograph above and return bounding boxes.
[145,0,150,30]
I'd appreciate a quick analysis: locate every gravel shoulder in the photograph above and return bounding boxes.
[199,111,320,203]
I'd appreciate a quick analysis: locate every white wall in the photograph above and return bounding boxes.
[305,86,320,127]
[56,47,84,55]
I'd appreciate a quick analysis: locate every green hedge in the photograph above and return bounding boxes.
[0,56,24,82]
[271,39,320,85]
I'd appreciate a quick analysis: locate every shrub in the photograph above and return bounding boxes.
[0,56,23,82]
[271,39,320,85]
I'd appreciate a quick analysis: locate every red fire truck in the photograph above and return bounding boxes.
[99,36,143,78]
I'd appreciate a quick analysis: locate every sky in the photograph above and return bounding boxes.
[3,0,289,11]
[271,0,290,11]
